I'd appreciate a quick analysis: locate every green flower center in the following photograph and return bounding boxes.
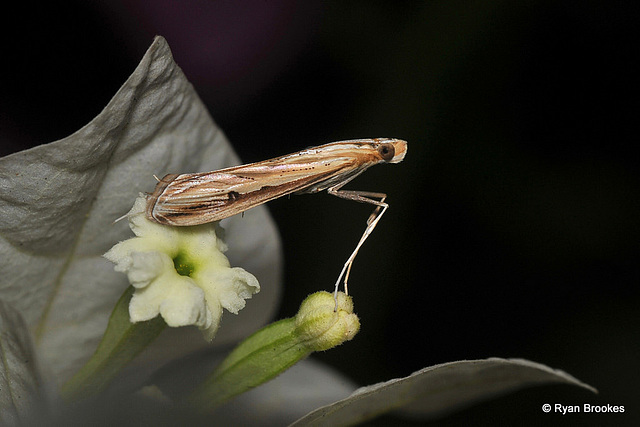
[173,252,195,277]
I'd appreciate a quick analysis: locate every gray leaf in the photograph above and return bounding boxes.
[290,358,596,426]
[0,300,46,426]
[0,36,281,387]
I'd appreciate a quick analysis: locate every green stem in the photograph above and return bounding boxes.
[186,291,360,411]
[186,317,312,410]
[61,286,166,401]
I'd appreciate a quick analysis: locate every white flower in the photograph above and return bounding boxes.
[104,196,259,341]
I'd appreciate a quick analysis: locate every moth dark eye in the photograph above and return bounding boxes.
[377,143,395,161]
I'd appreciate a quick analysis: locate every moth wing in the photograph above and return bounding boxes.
[147,157,358,226]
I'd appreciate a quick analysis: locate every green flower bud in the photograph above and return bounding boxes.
[187,291,359,410]
[295,291,360,352]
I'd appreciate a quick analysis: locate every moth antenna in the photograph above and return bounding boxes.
[113,207,146,225]
[153,174,161,182]
[112,212,130,224]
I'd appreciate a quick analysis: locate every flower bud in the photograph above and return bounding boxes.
[294,291,360,351]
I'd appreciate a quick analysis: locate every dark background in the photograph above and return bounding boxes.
[2,1,638,425]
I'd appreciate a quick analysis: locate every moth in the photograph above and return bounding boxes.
[146,138,408,302]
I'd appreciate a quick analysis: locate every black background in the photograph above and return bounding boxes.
[2,1,638,425]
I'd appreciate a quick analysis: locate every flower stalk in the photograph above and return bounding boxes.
[187,291,359,410]
[60,286,166,401]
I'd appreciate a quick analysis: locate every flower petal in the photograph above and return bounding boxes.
[126,252,166,289]
[157,281,211,329]
[207,267,260,314]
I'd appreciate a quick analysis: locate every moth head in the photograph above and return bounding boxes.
[375,138,408,163]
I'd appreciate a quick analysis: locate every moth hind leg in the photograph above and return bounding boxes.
[327,187,389,309]
[327,189,387,225]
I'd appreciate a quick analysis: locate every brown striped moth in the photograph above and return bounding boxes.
[146,138,408,305]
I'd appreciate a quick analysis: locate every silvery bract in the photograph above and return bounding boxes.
[0,37,281,389]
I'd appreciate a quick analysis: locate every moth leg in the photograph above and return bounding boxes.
[327,186,388,310]
[330,190,387,224]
